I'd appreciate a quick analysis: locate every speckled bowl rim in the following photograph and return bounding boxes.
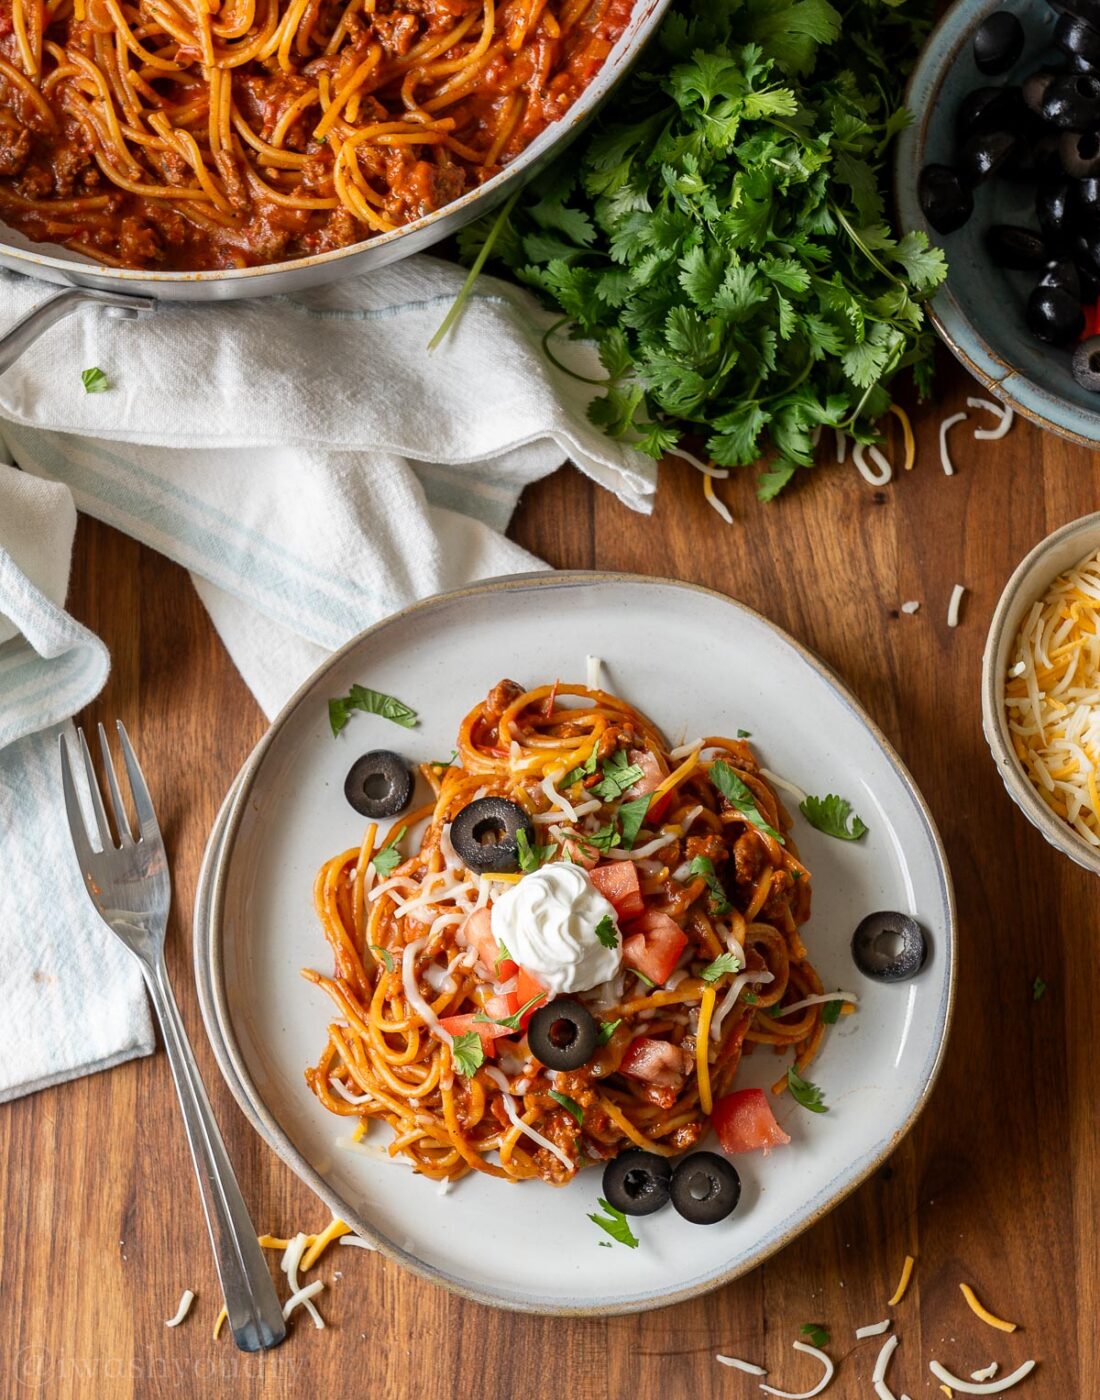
[981,513,1100,874]
[894,0,1100,448]
[195,570,957,1315]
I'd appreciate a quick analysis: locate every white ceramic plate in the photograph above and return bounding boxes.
[196,573,955,1314]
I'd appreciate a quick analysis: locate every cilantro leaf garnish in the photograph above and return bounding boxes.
[516,826,554,873]
[616,794,651,850]
[1032,976,1047,1001]
[711,760,784,844]
[822,997,843,1024]
[588,1197,639,1249]
[494,941,512,972]
[801,1323,829,1348]
[474,993,544,1032]
[549,1090,585,1126]
[82,366,108,394]
[451,1032,485,1078]
[370,944,395,973]
[561,746,600,789]
[632,968,659,989]
[594,914,619,949]
[584,821,620,854]
[700,951,742,983]
[799,793,868,841]
[329,683,417,737]
[371,825,407,877]
[592,750,644,803]
[689,855,732,914]
[737,729,752,739]
[787,1066,827,1113]
[597,1018,622,1045]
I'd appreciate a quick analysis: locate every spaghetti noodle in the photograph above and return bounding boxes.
[305,678,830,1186]
[0,0,632,268]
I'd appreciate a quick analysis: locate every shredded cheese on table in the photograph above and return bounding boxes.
[759,1340,835,1399]
[164,1289,194,1328]
[939,412,967,474]
[947,584,966,628]
[704,472,734,524]
[959,1283,1017,1332]
[971,1365,998,1382]
[716,1354,767,1376]
[889,404,915,471]
[853,441,893,485]
[967,397,1014,441]
[928,1360,1036,1394]
[888,1254,915,1306]
[900,600,920,615]
[1003,548,1100,844]
[212,1306,227,1341]
[855,1319,892,1339]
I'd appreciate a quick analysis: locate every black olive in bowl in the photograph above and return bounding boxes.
[956,84,1025,141]
[1023,68,1064,116]
[669,1152,742,1225]
[1040,257,1082,298]
[449,796,534,873]
[985,224,1049,269]
[1037,180,1073,247]
[1027,283,1086,342]
[1073,335,1100,390]
[851,911,927,981]
[1041,73,1100,128]
[344,750,413,818]
[918,164,974,233]
[973,11,1025,75]
[602,1150,672,1217]
[1062,129,1100,177]
[959,129,1018,183]
[1056,13,1100,71]
[527,998,599,1071]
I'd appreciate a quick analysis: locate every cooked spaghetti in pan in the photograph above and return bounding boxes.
[305,678,840,1188]
[0,0,633,269]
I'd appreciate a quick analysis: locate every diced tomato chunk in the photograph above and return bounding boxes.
[588,861,644,920]
[514,966,548,1027]
[621,910,687,986]
[625,750,664,798]
[711,1087,791,1154]
[562,836,599,869]
[438,1013,508,1056]
[619,1036,692,1089]
[461,907,517,979]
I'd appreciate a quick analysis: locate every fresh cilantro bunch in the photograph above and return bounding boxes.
[458,0,944,499]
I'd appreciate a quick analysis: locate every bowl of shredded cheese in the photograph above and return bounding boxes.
[983,512,1100,873]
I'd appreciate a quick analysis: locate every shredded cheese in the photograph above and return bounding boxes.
[947,584,966,628]
[703,472,735,524]
[759,1340,835,1399]
[855,1319,891,1339]
[759,767,808,805]
[212,1306,227,1341]
[716,1355,768,1376]
[941,1388,954,1398]
[927,1360,1036,1394]
[541,770,579,822]
[300,1217,350,1272]
[651,747,701,803]
[835,429,847,464]
[939,411,967,474]
[483,1065,572,1169]
[164,1289,195,1328]
[967,397,1014,441]
[853,441,893,485]
[889,403,916,470]
[900,601,920,615]
[888,1254,915,1306]
[586,654,602,691]
[667,445,730,478]
[971,1365,998,1382]
[959,1284,1017,1333]
[768,991,859,1018]
[283,1279,326,1327]
[696,986,716,1113]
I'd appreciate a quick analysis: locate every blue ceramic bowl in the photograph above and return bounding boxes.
[895,0,1100,444]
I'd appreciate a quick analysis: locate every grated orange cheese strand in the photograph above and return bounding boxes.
[300,1218,351,1272]
[889,403,916,470]
[212,1305,227,1341]
[650,748,701,804]
[696,986,716,1114]
[959,1282,1018,1332]
[703,473,734,525]
[888,1253,915,1306]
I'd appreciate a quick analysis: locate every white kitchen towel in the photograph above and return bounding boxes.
[0,251,657,1101]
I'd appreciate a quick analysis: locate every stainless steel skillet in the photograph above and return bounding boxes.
[0,0,670,369]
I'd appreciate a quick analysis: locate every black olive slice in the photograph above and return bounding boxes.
[918,164,974,234]
[1023,68,1063,116]
[1041,73,1100,129]
[1057,12,1100,70]
[959,128,1018,184]
[1062,129,1100,177]
[344,750,413,818]
[1026,282,1086,343]
[602,1149,672,1217]
[973,12,1025,75]
[851,911,927,982]
[985,224,1049,270]
[1073,335,1100,390]
[527,998,599,1071]
[1038,180,1072,249]
[669,1152,742,1225]
[449,796,534,873]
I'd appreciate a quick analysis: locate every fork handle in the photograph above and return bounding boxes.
[141,955,287,1352]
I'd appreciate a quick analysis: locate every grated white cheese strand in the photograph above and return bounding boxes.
[855,1319,891,1339]
[338,1234,377,1252]
[900,601,920,615]
[282,1279,325,1327]
[967,397,1015,441]
[873,1334,899,1386]
[705,482,735,525]
[836,429,848,464]
[402,938,450,1046]
[604,831,678,861]
[759,767,808,805]
[541,770,579,822]
[928,1360,1036,1394]
[939,411,967,474]
[769,991,859,1018]
[164,1289,195,1328]
[670,738,704,760]
[716,1354,767,1376]
[759,1341,835,1399]
[330,1077,371,1104]
[1007,661,1025,678]
[483,1066,573,1169]
[853,441,892,485]
[586,654,602,691]
[280,1233,324,1329]
[711,969,774,1040]
[947,584,966,628]
[533,798,600,825]
[971,1365,998,1382]
[666,445,730,478]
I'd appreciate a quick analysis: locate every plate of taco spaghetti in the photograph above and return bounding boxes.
[196,572,955,1314]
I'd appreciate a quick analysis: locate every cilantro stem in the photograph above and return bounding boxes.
[540,316,610,386]
[830,203,902,287]
[428,188,520,351]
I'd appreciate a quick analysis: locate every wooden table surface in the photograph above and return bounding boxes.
[2,356,1095,1400]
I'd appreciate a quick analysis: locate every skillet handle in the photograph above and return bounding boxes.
[0,286,156,375]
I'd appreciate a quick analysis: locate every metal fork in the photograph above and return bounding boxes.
[60,721,286,1353]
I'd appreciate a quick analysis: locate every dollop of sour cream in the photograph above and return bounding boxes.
[490,862,621,996]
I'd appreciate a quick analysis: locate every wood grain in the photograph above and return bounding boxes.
[1,352,1094,1399]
